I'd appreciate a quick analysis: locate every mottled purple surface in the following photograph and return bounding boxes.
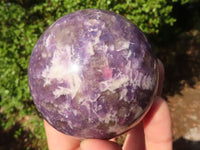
[28,9,158,139]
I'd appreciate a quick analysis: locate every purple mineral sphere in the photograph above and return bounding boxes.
[28,9,159,139]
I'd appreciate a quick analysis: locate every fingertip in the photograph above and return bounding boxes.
[44,120,80,150]
[143,96,167,127]
[80,139,122,150]
[143,96,172,150]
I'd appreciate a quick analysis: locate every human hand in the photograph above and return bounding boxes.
[44,60,172,150]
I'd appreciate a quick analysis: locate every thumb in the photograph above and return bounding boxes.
[79,139,122,150]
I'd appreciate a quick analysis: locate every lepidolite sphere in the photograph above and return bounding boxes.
[28,9,158,139]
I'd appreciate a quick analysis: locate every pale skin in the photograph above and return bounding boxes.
[44,60,173,150]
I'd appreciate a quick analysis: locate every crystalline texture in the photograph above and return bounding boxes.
[28,9,159,139]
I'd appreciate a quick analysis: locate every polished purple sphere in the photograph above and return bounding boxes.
[28,9,158,139]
